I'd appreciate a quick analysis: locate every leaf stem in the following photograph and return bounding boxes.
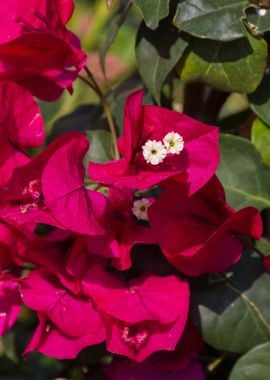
[80,66,120,160]
[242,237,265,258]
[207,352,227,372]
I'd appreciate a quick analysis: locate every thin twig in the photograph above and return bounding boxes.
[243,237,265,258]
[207,352,227,372]
[80,67,120,159]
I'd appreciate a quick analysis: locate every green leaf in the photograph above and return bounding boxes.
[217,134,270,210]
[100,0,131,82]
[136,20,188,103]
[132,0,169,29]
[251,118,270,166]
[173,0,249,41]
[249,75,270,126]
[86,130,114,163]
[178,33,267,93]
[192,252,270,354]
[229,342,270,379]
[256,238,270,256]
[0,332,17,363]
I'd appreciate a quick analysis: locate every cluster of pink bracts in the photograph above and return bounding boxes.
[0,1,263,379]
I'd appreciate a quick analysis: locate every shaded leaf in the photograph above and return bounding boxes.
[217,134,270,210]
[132,0,169,29]
[173,0,249,41]
[0,332,17,363]
[136,19,188,103]
[229,342,270,379]
[178,33,267,93]
[86,130,114,163]
[249,75,270,126]
[47,105,106,143]
[251,118,270,166]
[192,252,270,354]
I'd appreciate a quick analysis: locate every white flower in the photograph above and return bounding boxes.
[142,140,167,165]
[132,198,152,221]
[163,131,184,154]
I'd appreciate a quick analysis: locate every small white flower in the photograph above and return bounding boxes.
[163,131,184,154]
[132,198,151,221]
[142,140,167,165]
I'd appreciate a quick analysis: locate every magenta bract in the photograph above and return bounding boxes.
[0,0,86,100]
[89,90,220,194]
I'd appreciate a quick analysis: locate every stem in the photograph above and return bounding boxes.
[207,352,227,372]
[81,66,120,160]
[243,237,265,258]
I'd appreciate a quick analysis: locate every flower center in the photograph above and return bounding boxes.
[22,179,42,200]
[163,131,184,154]
[20,179,45,214]
[122,325,148,350]
[142,140,167,165]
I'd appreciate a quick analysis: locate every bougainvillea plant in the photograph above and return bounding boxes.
[1,0,270,379]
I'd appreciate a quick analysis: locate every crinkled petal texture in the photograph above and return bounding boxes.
[0,80,45,148]
[0,278,21,336]
[89,90,219,194]
[149,176,262,276]
[0,132,105,235]
[0,0,86,100]
[21,268,106,359]
[83,266,190,362]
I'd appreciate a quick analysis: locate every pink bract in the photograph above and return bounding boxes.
[89,90,220,194]
[104,322,205,379]
[83,266,190,361]
[0,0,86,100]
[0,276,21,336]
[0,132,105,236]
[21,268,106,359]
[0,129,29,187]
[0,80,45,149]
[149,176,262,276]
[85,187,155,269]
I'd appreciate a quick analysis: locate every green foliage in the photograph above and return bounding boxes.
[136,19,188,103]
[178,33,267,93]
[192,252,270,353]
[132,0,169,29]
[217,134,270,210]
[249,75,270,126]
[229,342,270,379]
[251,118,270,166]
[173,0,249,41]
[86,130,114,162]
